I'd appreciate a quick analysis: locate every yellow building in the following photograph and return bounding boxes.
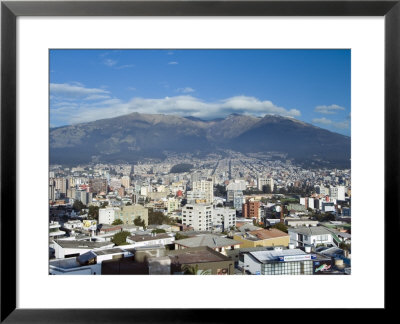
[118,204,148,226]
[233,228,289,248]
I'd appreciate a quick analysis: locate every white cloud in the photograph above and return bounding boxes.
[315,104,345,114]
[115,64,135,70]
[312,117,350,129]
[51,95,301,125]
[168,61,178,65]
[103,59,117,67]
[50,83,110,100]
[176,87,195,93]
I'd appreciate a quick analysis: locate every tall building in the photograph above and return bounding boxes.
[212,207,236,231]
[258,177,274,192]
[55,177,68,195]
[242,200,261,220]
[329,186,345,201]
[181,204,213,231]
[121,176,130,189]
[99,207,121,225]
[192,179,214,204]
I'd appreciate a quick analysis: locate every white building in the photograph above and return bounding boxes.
[192,179,214,204]
[49,221,66,239]
[329,186,345,201]
[99,207,121,225]
[212,207,236,231]
[181,204,213,231]
[288,227,335,247]
[257,177,274,192]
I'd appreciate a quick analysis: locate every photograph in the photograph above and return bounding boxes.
[48,49,351,276]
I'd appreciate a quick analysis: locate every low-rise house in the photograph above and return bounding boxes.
[174,234,241,256]
[233,228,290,248]
[126,233,175,248]
[52,240,115,258]
[49,247,131,275]
[288,226,336,247]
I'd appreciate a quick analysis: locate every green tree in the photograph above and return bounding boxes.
[182,264,211,275]
[151,228,166,234]
[88,205,99,221]
[134,216,146,228]
[175,232,189,240]
[100,201,109,208]
[73,200,86,212]
[262,185,271,194]
[272,222,288,233]
[111,231,130,246]
[112,219,124,226]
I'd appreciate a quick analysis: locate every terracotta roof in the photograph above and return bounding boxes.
[248,228,289,240]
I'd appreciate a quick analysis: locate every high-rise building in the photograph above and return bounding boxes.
[212,207,236,231]
[192,179,214,204]
[121,176,130,189]
[181,204,213,231]
[55,177,68,194]
[257,177,274,192]
[242,200,261,220]
[329,186,345,201]
[99,207,121,225]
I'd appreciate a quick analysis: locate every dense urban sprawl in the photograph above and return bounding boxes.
[49,151,351,275]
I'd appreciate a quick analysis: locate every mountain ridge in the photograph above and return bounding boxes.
[50,112,350,168]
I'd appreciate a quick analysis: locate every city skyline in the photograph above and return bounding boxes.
[50,49,351,136]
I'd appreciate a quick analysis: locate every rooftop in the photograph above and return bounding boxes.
[53,240,114,249]
[174,234,241,248]
[288,226,334,236]
[167,246,230,264]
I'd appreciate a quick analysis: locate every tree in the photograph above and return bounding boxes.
[112,219,124,225]
[262,185,271,194]
[100,201,109,208]
[182,264,210,275]
[88,205,99,221]
[175,232,189,240]
[272,222,288,233]
[111,231,130,246]
[134,216,146,228]
[214,184,227,198]
[73,200,85,212]
[152,228,166,234]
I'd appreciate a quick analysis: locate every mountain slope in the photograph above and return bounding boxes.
[50,113,350,167]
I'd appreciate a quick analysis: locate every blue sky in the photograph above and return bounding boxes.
[50,49,351,136]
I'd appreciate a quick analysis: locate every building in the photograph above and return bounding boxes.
[174,234,241,256]
[99,207,120,225]
[322,202,335,213]
[257,177,274,192]
[181,204,213,231]
[118,204,149,226]
[233,228,290,248]
[52,240,115,259]
[242,200,260,220]
[50,247,131,275]
[192,179,214,204]
[288,226,335,247]
[126,233,175,248]
[121,176,131,189]
[239,247,331,275]
[89,178,108,194]
[49,221,66,240]
[212,207,236,231]
[329,186,345,201]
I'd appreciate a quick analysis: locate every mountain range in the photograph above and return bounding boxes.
[50,113,351,168]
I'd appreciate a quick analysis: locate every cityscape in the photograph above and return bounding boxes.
[49,49,351,275]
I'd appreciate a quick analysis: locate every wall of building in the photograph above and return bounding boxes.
[233,235,290,249]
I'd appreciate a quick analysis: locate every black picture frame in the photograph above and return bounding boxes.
[1,0,397,321]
